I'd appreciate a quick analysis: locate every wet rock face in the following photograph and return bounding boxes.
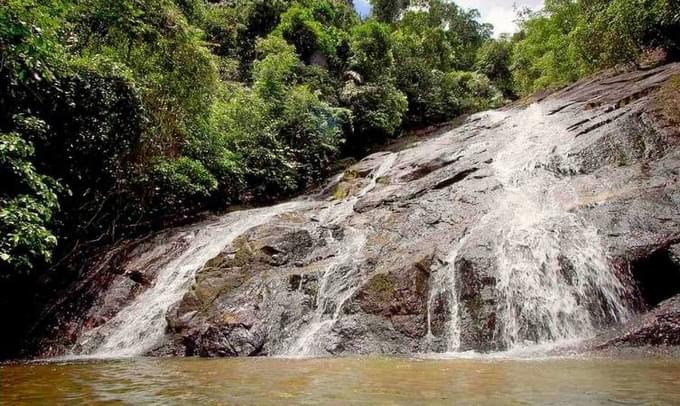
[455,252,500,352]
[351,253,433,339]
[599,294,680,348]
[36,64,680,357]
[166,220,322,357]
[33,233,195,357]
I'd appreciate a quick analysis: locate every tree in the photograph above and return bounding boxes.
[575,0,680,65]
[511,1,586,95]
[0,129,59,274]
[341,82,407,150]
[511,0,680,95]
[390,1,497,125]
[349,20,394,82]
[370,0,410,23]
[476,36,516,98]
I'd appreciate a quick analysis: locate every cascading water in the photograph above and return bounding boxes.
[286,229,366,355]
[288,153,397,355]
[491,105,633,350]
[74,201,312,358]
[432,106,634,353]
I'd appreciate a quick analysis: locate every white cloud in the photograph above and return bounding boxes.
[454,0,544,36]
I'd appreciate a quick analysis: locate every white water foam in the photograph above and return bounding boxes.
[74,201,311,358]
[288,153,397,355]
[432,105,633,353]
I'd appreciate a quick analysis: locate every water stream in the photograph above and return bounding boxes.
[429,106,633,352]
[289,153,397,355]
[74,201,312,358]
[489,105,632,349]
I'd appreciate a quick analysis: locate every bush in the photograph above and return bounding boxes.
[0,132,60,274]
[149,157,218,212]
[253,37,300,103]
[397,69,503,126]
[475,37,516,98]
[278,86,348,187]
[350,20,394,82]
[341,82,407,149]
[448,71,503,113]
[212,87,297,200]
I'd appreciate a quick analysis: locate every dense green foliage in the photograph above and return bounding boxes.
[1,0,677,282]
[475,35,516,98]
[511,0,680,95]
[0,130,59,273]
[0,0,502,279]
[389,1,500,126]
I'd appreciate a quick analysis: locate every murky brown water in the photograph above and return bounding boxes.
[2,356,679,405]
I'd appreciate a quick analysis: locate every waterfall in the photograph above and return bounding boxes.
[288,153,397,355]
[433,106,634,352]
[74,201,312,358]
[286,228,366,355]
[66,102,645,358]
[488,105,632,350]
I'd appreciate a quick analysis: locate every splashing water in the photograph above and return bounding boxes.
[434,106,633,352]
[288,153,397,355]
[286,228,366,355]
[491,105,632,349]
[74,201,312,358]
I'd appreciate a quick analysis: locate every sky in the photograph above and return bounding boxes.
[455,0,544,36]
[354,0,372,17]
[353,0,545,37]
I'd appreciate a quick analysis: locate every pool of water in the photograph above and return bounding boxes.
[2,356,680,404]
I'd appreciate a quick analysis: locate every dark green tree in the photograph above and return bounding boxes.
[476,36,516,98]
[370,0,410,23]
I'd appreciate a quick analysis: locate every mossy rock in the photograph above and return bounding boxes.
[343,169,360,180]
[333,182,353,200]
[376,176,391,185]
[231,237,256,268]
[366,273,397,301]
[355,273,397,315]
[657,74,680,125]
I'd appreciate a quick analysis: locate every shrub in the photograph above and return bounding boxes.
[341,82,407,149]
[149,157,218,212]
[350,20,394,82]
[475,37,516,98]
[253,37,301,103]
[278,86,348,187]
[447,71,503,113]
[0,132,60,274]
